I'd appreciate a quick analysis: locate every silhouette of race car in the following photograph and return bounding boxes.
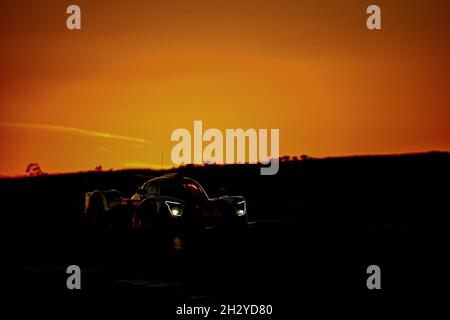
[84,173,248,233]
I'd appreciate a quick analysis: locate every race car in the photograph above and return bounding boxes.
[84,173,248,233]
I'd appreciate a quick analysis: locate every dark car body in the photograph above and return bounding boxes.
[85,174,248,233]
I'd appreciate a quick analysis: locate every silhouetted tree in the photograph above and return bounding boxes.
[26,163,44,176]
[300,154,311,161]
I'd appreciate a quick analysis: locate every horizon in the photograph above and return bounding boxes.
[1,150,448,178]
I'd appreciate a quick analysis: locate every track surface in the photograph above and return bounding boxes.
[9,207,445,317]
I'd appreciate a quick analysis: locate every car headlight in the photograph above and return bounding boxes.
[236,200,246,216]
[165,201,183,216]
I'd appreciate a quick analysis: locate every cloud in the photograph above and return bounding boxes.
[0,123,158,147]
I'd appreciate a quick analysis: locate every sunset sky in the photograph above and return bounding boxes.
[1,0,449,175]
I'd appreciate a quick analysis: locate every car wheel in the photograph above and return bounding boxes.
[135,199,158,231]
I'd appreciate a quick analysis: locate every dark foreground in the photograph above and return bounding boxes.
[3,153,449,317]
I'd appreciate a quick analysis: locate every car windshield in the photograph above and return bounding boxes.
[159,181,207,200]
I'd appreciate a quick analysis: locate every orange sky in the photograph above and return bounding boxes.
[1,0,449,175]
